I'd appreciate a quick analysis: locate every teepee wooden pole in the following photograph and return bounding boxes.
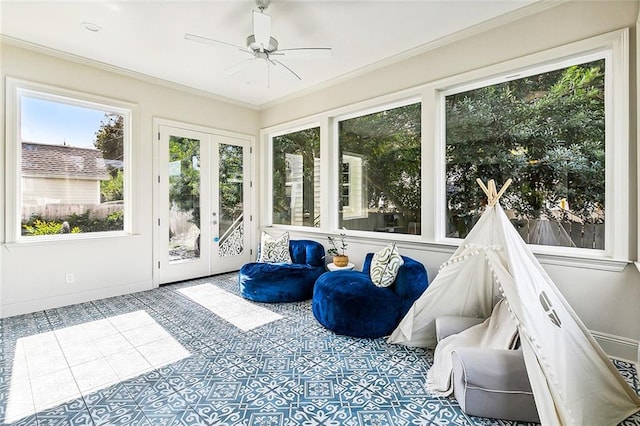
[476,178,490,198]
[495,178,513,201]
[476,178,512,206]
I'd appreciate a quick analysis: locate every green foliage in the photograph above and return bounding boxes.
[167,137,246,238]
[169,136,201,226]
[101,169,124,202]
[65,210,123,232]
[445,59,605,238]
[327,233,348,256]
[23,219,64,235]
[94,113,124,165]
[22,210,123,236]
[218,144,244,235]
[272,127,320,226]
[339,103,422,216]
[95,113,125,208]
[23,219,82,235]
[107,210,124,229]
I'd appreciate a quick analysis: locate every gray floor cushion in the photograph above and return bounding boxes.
[451,347,540,423]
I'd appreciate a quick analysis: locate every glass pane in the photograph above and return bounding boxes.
[168,136,201,263]
[338,103,421,234]
[20,96,125,236]
[445,59,605,249]
[272,127,320,227]
[219,144,244,258]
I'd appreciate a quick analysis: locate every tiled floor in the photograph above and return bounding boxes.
[1,273,639,425]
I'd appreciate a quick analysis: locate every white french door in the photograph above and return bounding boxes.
[155,123,252,285]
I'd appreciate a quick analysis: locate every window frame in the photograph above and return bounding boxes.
[5,78,135,243]
[433,29,629,263]
[260,29,629,269]
[333,97,423,237]
[264,121,324,232]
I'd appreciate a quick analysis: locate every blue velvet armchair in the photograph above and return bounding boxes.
[239,239,325,303]
[312,253,429,338]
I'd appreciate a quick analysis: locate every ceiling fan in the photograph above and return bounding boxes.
[185,0,332,84]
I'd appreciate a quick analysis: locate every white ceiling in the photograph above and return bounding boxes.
[0,0,541,108]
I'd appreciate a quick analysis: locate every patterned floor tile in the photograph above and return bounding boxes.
[4,414,38,426]
[34,397,92,426]
[86,386,149,426]
[0,272,639,426]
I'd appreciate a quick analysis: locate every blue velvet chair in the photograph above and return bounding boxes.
[239,239,325,303]
[312,254,428,338]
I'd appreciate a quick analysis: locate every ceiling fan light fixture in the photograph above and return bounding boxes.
[246,35,278,53]
[252,10,271,50]
[184,0,331,85]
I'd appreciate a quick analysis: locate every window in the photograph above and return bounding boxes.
[338,102,421,235]
[10,82,131,239]
[444,59,606,250]
[271,126,320,227]
[341,162,351,208]
[262,31,626,264]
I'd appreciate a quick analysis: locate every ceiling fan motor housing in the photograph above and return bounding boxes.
[246,34,278,53]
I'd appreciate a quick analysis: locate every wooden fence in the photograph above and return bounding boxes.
[22,203,123,221]
[513,218,604,250]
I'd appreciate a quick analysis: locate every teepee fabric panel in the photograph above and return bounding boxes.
[390,195,640,425]
[387,205,503,348]
[486,208,640,425]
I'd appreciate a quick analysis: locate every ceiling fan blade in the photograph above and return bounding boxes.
[225,58,255,76]
[252,10,271,50]
[272,59,302,81]
[278,47,332,59]
[184,33,247,52]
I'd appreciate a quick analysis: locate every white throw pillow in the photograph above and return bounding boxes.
[258,231,292,263]
[370,242,404,287]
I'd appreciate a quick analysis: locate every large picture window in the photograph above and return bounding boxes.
[271,126,320,227]
[445,59,605,250]
[338,102,421,234]
[15,87,130,238]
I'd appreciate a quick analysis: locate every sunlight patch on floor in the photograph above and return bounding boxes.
[178,283,283,331]
[5,310,190,424]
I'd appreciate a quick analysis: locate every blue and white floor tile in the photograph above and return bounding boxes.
[1,272,639,425]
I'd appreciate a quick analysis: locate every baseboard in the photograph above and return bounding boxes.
[0,280,153,318]
[591,330,639,363]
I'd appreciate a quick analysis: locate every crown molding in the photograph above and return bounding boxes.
[0,34,261,111]
[260,0,567,110]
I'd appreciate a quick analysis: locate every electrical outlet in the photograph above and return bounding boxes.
[65,273,75,284]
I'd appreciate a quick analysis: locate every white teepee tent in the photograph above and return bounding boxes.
[388,179,640,425]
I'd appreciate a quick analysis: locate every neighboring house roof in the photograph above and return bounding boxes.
[21,142,110,180]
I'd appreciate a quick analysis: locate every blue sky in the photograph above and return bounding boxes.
[21,96,107,148]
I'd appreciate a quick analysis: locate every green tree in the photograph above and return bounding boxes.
[94,113,124,165]
[339,103,421,215]
[272,128,320,226]
[445,59,605,238]
[219,144,244,236]
[169,136,201,226]
[94,113,125,203]
[100,169,124,202]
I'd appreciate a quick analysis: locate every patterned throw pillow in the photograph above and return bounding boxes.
[258,231,292,263]
[370,242,404,287]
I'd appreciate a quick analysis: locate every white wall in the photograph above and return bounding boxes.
[0,42,259,317]
[259,0,640,361]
